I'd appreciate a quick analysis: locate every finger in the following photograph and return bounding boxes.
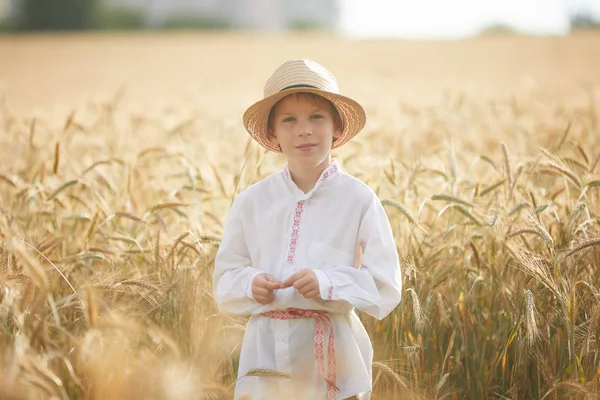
[264,274,281,281]
[293,275,313,290]
[282,272,302,288]
[298,282,317,295]
[263,274,282,284]
[302,289,319,299]
[282,273,300,288]
[255,276,282,290]
[263,280,283,290]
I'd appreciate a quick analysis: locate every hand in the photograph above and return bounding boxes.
[251,273,283,305]
[282,269,320,299]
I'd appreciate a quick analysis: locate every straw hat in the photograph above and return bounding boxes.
[242,59,366,153]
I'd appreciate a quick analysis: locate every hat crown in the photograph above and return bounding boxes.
[263,59,340,97]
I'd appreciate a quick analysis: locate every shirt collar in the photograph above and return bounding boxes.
[282,159,341,197]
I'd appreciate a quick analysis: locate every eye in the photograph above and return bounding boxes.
[282,117,295,123]
[310,114,324,119]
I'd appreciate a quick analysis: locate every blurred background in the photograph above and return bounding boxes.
[0,0,599,37]
[1,1,600,134]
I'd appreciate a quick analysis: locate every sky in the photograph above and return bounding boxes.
[338,0,600,39]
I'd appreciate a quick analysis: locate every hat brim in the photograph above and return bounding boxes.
[242,88,366,153]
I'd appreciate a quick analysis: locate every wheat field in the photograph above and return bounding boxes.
[1,32,600,399]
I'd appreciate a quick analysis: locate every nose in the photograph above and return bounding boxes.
[297,119,312,136]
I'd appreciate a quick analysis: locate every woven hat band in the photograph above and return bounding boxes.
[280,84,319,91]
[265,75,339,96]
[264,59,340,97]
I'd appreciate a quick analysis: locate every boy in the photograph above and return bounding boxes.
[212,59,402,400]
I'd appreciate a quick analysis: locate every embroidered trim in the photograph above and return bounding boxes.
[323,270,335,300]
[286,200,305,264]
[283,161,340,265]
[317,162,339,186]
[282,160,340,189]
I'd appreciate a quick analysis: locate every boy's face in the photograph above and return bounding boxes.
[268,94,342,168]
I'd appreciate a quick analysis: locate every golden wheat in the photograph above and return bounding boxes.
[1,32,599,400]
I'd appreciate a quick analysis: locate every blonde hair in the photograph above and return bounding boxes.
[267,92,343,134]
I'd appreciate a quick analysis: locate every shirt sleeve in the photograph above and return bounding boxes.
[212,194,271,316]
[311,194,402,320]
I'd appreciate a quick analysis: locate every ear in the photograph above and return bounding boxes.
[333,126,343,140]
[268,128,279,147]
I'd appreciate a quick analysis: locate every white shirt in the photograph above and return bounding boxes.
[213,159,402,400]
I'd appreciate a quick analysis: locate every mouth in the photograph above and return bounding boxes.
[296,143,317,151]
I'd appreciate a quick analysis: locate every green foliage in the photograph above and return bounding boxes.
[14,0,101,31]
[288,19,325,32]
[0,19,10,32]
[161,14,230,31]
[97,7,146,31]
[571,12,600,29]
[478,23,520,36]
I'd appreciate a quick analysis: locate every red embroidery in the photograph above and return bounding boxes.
[282,161,340,185]
[286,200,304,264]
[261,309,338,399]
[318,163,338,185]
[323,271,335,300]
[283,162,340,265]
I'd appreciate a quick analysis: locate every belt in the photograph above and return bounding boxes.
[261,308,339,399]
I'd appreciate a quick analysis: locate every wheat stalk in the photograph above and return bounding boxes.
[372,361,409,390]
[381,199,428,233]
[540,161,582,188]
[435,373,450,398]
[240,368,291,380]
[502,142,513,201]
[558,238,600,262]
[526,213,554,249]
[406,288,427,332]
[524,289,540,347]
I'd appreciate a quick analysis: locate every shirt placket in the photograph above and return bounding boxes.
[282,161,339,266]
[275,199,306,375]
[274,319,292,374]
[286,200,305,265]
[274,161,339,377]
